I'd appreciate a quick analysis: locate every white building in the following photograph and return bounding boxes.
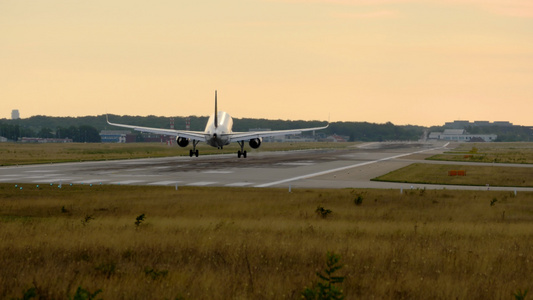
[428,129,496,142]
[11,109,20,120]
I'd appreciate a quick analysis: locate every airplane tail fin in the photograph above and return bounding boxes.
[214,90,218,128]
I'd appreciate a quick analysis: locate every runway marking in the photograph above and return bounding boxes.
[225,182,253,187]
[25,170,58,173]
[124,168,149,172]
[110,180,146,185]
[187,181,217,186]
[255,143,449,188]
[148,181,182,186]
[117,161,154,165]
[26,174,64,179]
[73,179,108,184]
[0,178,19,182]
[202,170,233,174]
[32,178,69,183]
[276,162,315,166]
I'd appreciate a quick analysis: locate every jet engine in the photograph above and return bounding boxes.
[176,137,189,147]
[248,138,262,149]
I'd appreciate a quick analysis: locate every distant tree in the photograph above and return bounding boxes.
[38,127,54,138]
[77,125,101,143]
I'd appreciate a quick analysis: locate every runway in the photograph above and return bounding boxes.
[1,141,533,191]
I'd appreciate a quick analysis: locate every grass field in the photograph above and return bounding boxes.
[428,142,533,164]
[1,184,533,299]
[373,163,533,187]
[0,142,352,166]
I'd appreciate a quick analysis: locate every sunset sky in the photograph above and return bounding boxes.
[2,1,532,126]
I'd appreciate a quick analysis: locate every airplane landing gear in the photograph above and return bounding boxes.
[237,141,247,158]
[189,140,200,157]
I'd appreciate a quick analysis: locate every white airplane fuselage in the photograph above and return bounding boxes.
[204,111,233,148]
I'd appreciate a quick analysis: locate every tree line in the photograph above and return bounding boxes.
[2,115,531,142]
[0,123,101,143]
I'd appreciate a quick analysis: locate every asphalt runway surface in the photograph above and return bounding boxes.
[2,141,533,191]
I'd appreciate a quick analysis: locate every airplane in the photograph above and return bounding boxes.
[106,90,328,158]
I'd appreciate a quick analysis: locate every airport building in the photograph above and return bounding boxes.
[444,120,513,129]
[11,109,20,120]
[428,129,496,142]
[100,130,136,143]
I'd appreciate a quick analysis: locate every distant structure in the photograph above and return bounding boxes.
[428,129,496,142]
[99,130,136,143]
[444,120,513,129]
[19,137,72,143]
[11,109,20,120]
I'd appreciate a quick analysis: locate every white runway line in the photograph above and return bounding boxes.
[202,170,234,174]
[276,162,315,166]
[73,179,108,184]
[110,180,146,185]
[186,181,217,186]
[24,170,58,173]
[26,174,65,179]
[255,143,449,188]
[0,178,19,182]
[32,178,69,183]
[225,182,253,187]
[148,181,182,186]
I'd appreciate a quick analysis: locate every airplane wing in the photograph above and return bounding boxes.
[227,124,329,142]
[106,115,206,140]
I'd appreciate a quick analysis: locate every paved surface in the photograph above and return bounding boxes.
[1,141,533,191]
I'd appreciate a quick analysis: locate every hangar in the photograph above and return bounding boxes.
[428,129,496,142]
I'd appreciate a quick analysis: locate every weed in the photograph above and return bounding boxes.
[61,206,69,213]
[81,214,94,226]
[315,206,332,218]
[491,198,498,206]
[354,195,363,206]
[144,267,169,280]
[302,252,345,300]
[95,262,116,279]
[13,286,37,300]
[135,213,145,227]
[513,288,528,300]
[69,286,102,300]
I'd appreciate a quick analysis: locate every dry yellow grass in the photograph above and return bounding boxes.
[1,184,533,299]
[429,142,533,164]
[374,163,533,187]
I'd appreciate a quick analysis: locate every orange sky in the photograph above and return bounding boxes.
[1,0,532,126]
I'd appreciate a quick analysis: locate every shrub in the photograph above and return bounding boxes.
[69,286,102,300]
[95,261,116,279]
[144,267,169,280]
[315,206,332,219]
[354,195,363,206]
[513,288,528,300]
[302,252,345,300]
[135,213,145,227]
[81,215,94,226]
